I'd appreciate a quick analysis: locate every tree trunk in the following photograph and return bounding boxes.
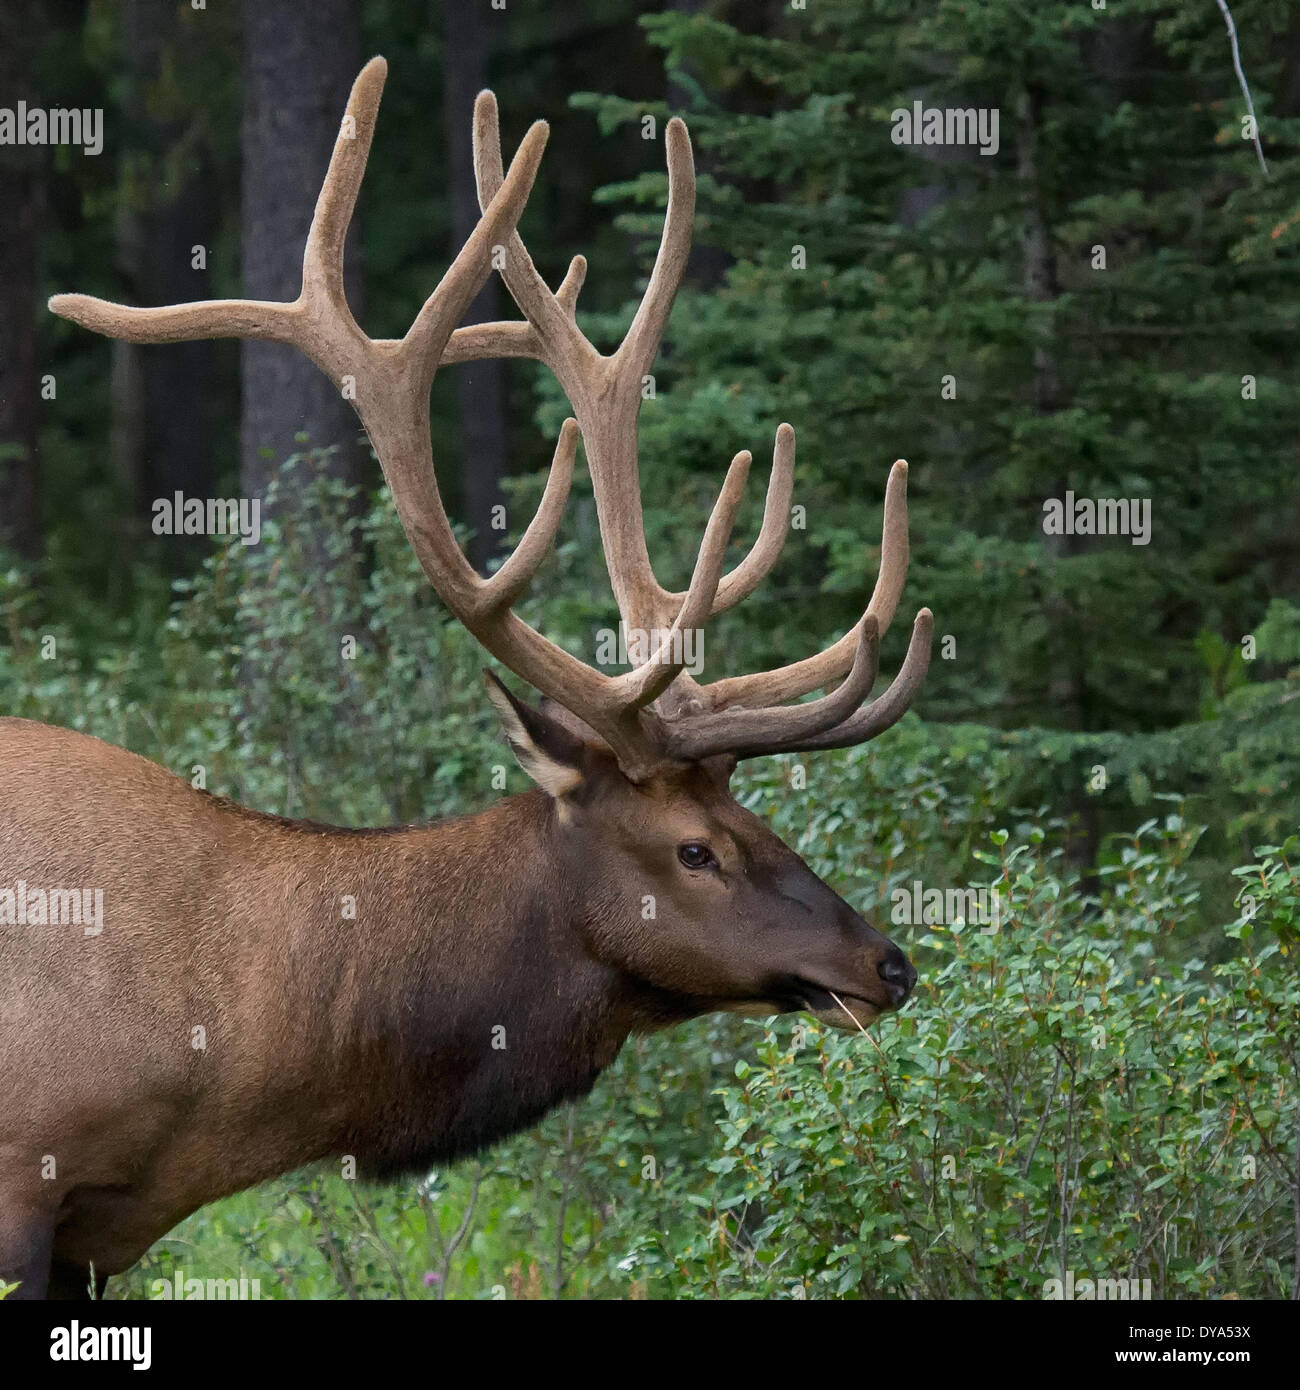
[0,9,42,562]
[115,0,216,568]
[668,0,728,291]
[240,0,366,505]
[1018,83,1098,878]
[443,0,508,575]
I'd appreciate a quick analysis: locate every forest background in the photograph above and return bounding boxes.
[0,0,1297,1299]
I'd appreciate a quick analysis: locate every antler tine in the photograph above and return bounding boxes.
[460,96,694,389]
[483,418,578,610]
[469,90,591,366]
[555,255,588,313]
[301,57,387,309]
[614,450,750,710]
[762,608,933,755]
[47,290,300,349]
[613,116,695,382]
[436,250,583,365]
[346,111,554,611]
[702,458,914,710]
[664,616,881,762]
[664,422,796,619]
[670,608,929,763]
[402,114,551,385]
[50,59,395,380]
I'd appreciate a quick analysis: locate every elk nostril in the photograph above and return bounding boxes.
[878,948,916,1003]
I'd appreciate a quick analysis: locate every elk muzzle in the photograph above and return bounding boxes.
[763,864,918,1030]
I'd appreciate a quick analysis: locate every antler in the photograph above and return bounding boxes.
[50,58,932,777]
[439,93,933,761]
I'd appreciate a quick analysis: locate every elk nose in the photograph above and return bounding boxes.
[877,948,917,1006]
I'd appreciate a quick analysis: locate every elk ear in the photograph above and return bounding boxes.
[484,671,586,798]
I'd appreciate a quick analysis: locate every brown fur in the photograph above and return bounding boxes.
[0,710,913,1298]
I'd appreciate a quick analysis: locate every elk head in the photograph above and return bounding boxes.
[49,57,933,1034]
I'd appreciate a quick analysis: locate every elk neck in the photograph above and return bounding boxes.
[242,787,637,1179]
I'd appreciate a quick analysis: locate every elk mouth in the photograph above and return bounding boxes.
[707,978,885,1030]
[791,979,883,1030]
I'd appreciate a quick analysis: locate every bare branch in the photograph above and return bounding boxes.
[1215,0,1269,177]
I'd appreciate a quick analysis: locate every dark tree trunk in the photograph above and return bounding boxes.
[1018,83,1099,879]
[0,10,42,562]
[668,0,728,291]
[443,0,508,574]
[116,0,216,567]
[240,0,366,505]
[1271,4,1300,118]
[0,166,41,563]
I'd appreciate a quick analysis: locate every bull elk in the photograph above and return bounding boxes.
[0,57,932,1300]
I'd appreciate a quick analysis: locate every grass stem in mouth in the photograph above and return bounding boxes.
[828,988,872,1038]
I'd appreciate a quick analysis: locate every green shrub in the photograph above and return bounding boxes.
[633,827,1298,1299]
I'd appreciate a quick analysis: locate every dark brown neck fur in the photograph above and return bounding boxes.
[231,791,635,1180]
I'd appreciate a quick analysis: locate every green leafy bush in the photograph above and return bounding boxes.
[640,827,1298,1299]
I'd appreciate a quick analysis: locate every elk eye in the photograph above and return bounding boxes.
[678,841,715,870]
